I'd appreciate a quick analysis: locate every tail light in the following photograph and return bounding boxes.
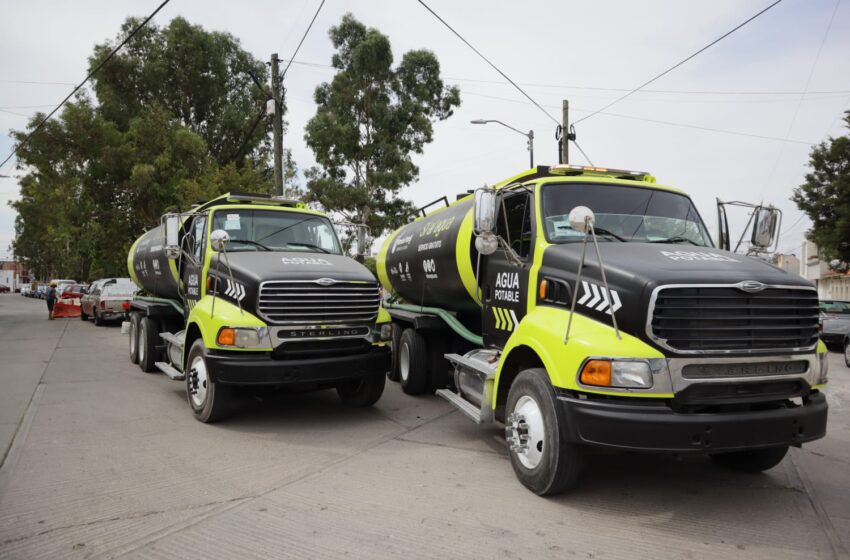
[122,300,131,312]
[100,301,106,310]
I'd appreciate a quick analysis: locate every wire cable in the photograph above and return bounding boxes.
[415,0,559,126]
[0,0,171,171]
[280,0,326,80]
[574,0,784,125]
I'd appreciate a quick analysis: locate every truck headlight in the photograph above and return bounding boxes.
[217,327,268,348]
[580,358,656,389]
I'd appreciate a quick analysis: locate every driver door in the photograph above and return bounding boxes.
[180,214,207,310]
[480,189,534,347]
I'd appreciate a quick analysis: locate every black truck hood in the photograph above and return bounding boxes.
[208,251,377,318]
[539,242,815,350]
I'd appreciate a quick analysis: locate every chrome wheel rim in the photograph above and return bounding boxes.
[506,395,545,469]
[138,323,146,363]
[399,342,411,383]
[129,321,137,357]
[189,355,208,408]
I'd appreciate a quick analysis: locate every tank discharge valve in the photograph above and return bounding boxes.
[564,206,621,343]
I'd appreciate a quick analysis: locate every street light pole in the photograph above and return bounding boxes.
[471,119,534,168]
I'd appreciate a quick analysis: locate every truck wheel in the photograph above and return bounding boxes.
[505,368,582,495]
[186,339,230,423]
[398,328,429,395]
[337,374,386,407]
[138,317,160,373]
[710,445,789,473]
[844,337,850,367]
[128,313,141,364]
[387,323,403,382]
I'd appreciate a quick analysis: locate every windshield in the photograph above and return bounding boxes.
[102,284,137,297]
[820,301,850,315]
[211,209,342,254]
[541,183,713,246]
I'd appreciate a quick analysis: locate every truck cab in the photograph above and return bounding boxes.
[127,193,392,422]
[379,165,828,495]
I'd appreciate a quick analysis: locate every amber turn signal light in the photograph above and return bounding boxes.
[539,279,548,300]
[217,328,236,346]
[580,359,612,387]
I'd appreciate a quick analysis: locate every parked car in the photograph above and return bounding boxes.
[34,283,49,299]
[20,284,32,297]
[820,299,850,351]
[53,279,77,297]
[0,285,10,293]
[61,283,88,299]
[81,278,137,325]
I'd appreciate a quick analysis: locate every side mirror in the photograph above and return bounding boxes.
[750,206,780,249]
[473,186,497,234]
[568,206,595,233]
[210,229,230,252]
[164,214,180,259]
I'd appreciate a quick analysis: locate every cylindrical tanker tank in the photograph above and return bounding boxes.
[126,223,182,300]
[376,197,481,313]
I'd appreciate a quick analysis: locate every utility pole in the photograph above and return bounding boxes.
[561,100,569,165]
[527,129,534,169]
[270,53,284,197]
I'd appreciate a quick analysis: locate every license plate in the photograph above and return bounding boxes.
[277,326,370,340]
[682,360,809,379]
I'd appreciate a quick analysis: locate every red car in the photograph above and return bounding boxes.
[0,285,10,293]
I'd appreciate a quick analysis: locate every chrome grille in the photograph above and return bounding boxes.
[258,280,381,324]
[648,285,819,353]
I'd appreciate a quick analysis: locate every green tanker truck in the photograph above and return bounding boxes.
[127,192,392,422]
[377,164,829,495]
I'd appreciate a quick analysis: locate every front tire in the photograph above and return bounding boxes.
[505,368,582,495]
[128,313,141,364]
[138,317,160,373]
[844,337,849,367]
[337,374,386,407]
[710,445,789,473]
[387,323,403,382]
[186,339,230,423]
[398,328,429,395]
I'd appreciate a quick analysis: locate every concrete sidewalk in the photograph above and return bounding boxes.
[0,294,848,559]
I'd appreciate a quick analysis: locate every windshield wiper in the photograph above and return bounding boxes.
[285,242,329,254]
[647,236,700,246]
[590,228,626,242]
[228,239,271,251]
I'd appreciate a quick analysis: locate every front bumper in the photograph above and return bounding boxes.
[558,391,828,453]
[205,345,391,385]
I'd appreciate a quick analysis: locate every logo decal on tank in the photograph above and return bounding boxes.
[577,281,622,314]
[224,279,246,302]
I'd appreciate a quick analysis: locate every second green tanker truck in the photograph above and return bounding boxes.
[127,192,392,422]
[377,164,829,496]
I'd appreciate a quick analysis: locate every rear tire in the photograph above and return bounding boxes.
[186,339,230,423]
[398,328,429,395]
[138,317,160,373]
[844,337,850,367]
[337,374,386,407]
[505,368,582,495]
[710,445,789,473]
[388,323,403,382]
[128,313,141,364]
[80,307,88,321]
[93,309,103,326]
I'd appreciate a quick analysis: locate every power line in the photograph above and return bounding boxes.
[0,0,172,171]
[574,0,784,125]
[0,80,76,86]
[280,0,326,80]
[415,0,559,126]
[759,0,841,199]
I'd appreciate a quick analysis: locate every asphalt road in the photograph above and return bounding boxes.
[1,294,848,559]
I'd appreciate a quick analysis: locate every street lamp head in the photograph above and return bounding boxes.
[470,119,488,125]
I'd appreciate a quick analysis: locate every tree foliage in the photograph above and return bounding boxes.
[792,111,850,266]
[304,14,460,245]
[10,17,285,280]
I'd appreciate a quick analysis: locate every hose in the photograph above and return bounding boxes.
[134,294,183,315]
[384,301,483,346]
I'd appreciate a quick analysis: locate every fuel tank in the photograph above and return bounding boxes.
[126,223,181,300]
[376,198,481,313]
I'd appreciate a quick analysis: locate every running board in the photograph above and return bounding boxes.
[436,389,490,424]
[155,361,185,381]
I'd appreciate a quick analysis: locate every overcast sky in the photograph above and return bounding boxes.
[1,0,848,262]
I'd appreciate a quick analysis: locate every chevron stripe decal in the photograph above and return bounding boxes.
[577,281,622,315]
[224,279,246,302]
[492,306,518,332]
